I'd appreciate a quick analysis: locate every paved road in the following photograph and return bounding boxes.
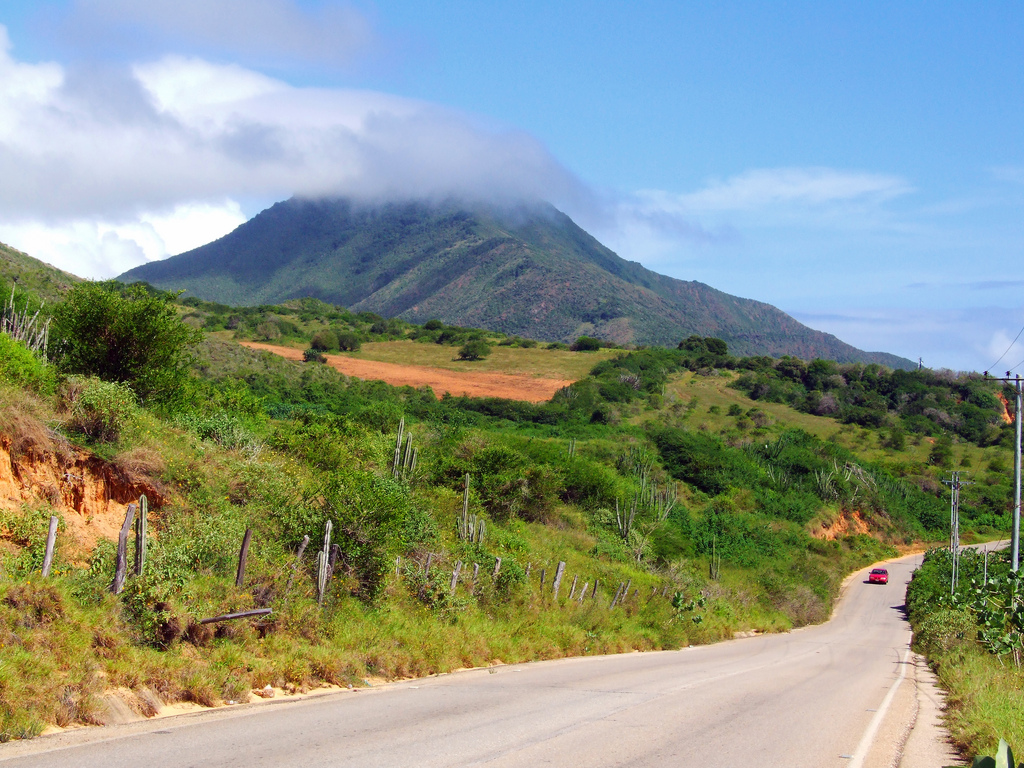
[0,554,938,768]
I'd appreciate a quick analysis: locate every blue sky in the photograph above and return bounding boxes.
[1,1,1022,371]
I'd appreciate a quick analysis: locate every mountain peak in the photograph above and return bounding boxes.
[118,197,912,368]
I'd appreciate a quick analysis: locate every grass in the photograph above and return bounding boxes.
[933,647,1024,758]
[348,340,618,380]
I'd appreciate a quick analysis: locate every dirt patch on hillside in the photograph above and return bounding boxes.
[0,436,163,554]
[241,342,574,403]
[810,511,870,540]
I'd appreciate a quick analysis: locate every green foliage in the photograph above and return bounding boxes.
[301,472,416,600]
[51,282,201,402]
[310,330,339,352]
[972,739,1022,768]
[303,349,327,363]
[62,376,139,442]
[337,332,361,351]
[457,339,491,361]
[571,336,602,352]
[0,334,53,393]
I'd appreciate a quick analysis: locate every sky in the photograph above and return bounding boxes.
[0,1,1022,372]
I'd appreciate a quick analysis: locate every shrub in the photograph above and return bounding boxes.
[255,322,281,341]
[310,330,339,352]
[62,376,138,442]
[0,334,54,393]
[457,340,491,361]
[423,319,444,331]
[571,336,602,352]
[51,282,201,402]
[337,332,361,352]
[303,349,327,363]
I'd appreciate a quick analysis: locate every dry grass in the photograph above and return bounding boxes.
[0,388,64,461]
[351,341,619,380]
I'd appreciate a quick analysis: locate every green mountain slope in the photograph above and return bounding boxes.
[1,241,81,305]
[118,198,913,368]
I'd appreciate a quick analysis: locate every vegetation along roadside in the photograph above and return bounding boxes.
[0,267,1017,748]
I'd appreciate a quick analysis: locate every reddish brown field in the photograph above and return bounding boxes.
[240,342,574,402]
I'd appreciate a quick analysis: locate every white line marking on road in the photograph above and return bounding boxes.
[848,648,911,768]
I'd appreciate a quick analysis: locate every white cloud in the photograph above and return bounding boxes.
[0,26,590,276]
[67,0,376,68]
[0,37,584,217]
[0,200,247,279]
[646,167,912,214]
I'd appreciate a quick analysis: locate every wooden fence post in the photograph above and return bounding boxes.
[552,561,566,600]
[450,561,462,591]
[622,579,632,603]
[472,563,479,583]
[133,494,148,577]
[568,575,578,600]
[578,582,588,603]
[41,516,58,577]
[492,557,501,578]
[610,582,625,609]
[110,503,137,595]
[425,552,433,576]
[592,579,600,601]
[235,528,253,588]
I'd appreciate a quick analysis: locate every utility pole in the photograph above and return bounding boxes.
[943,472,972,594]
[1015,374,1021,572]
[982,371,1022,572]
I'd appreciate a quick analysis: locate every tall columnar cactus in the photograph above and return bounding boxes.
[133,494,148,576]
[317,520,333,606]
[392,418,405,478]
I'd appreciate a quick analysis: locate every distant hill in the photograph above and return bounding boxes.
[0,242,81,305]
[118,198,914,368]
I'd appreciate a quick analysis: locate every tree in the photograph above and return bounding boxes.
[457,339,491,360]
[337,332,361,352]
[571,336,602,352]
[310,329,339,352]
[51,282,202,401]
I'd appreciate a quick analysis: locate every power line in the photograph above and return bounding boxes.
[988,321,1024,372]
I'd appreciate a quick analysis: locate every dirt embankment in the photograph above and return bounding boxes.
[0,436,162,554]
[240,342,574,403]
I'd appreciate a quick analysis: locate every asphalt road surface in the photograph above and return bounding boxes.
[0,553,945,768]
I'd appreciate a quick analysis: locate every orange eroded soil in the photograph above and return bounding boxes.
[240,342,574,403]
[0,438,162,555]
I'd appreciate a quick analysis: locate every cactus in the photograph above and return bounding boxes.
[392,418,405,478]
[317,520,333,606]
[133,494,148,576]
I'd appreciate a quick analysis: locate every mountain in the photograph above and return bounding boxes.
[1,241,81,305]
[118,198,913,367]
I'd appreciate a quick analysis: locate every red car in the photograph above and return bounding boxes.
[868,568,889,584]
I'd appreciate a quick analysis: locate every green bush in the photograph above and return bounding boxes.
[457,340,491,361]
[51,282,201,402]
[0,334,53,393]
[303,349,327,363]
[63,376,138,442]
[310,330,339,352]
[571,336,602,352]
[337,332,361,352]
[913,607,977,657]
